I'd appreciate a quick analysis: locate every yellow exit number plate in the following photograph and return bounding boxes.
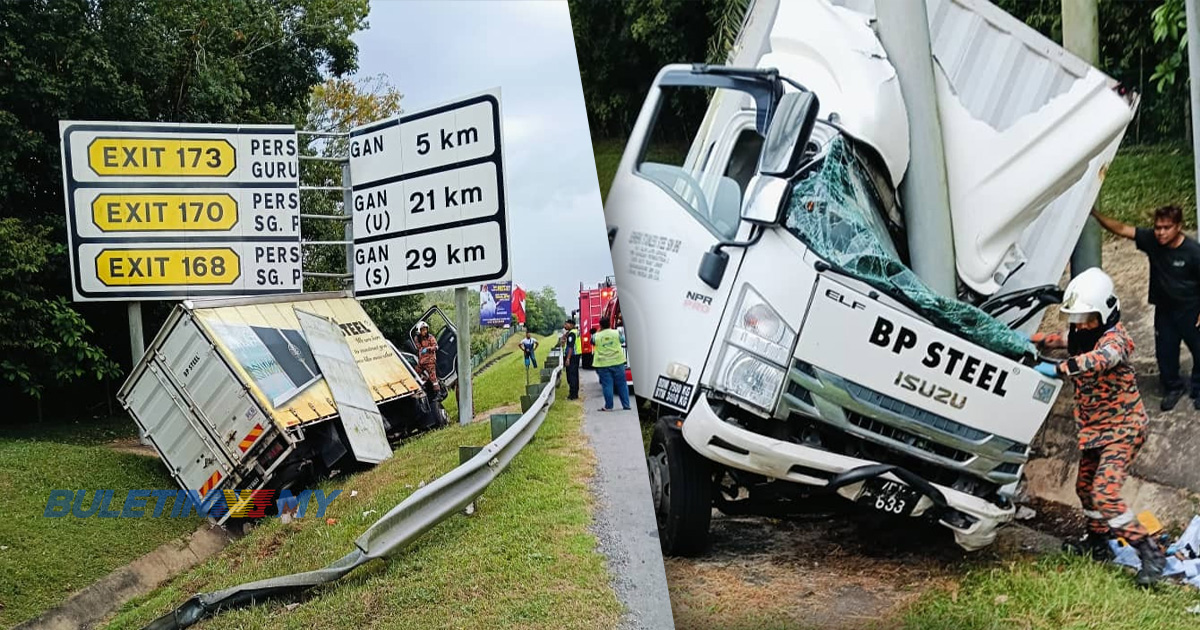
[91,193,238,232]
[95,248,240,286]
[87,137,236,177]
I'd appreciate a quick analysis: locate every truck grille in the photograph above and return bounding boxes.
[783,364,1029,487]
[847,414,971,463]
[788,414,1000,500]
[841,378,989,442]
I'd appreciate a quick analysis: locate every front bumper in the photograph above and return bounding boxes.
[681,392,1013,551]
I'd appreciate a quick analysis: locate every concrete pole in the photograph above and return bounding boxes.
[128,302,148,444]
[454,287,473,426]
[1063,0,1103,276]
[875,0,957,296]
[127,302,145,365]
[1187,0,1200,233]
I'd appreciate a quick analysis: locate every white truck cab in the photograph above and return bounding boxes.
[604,0,1134,554]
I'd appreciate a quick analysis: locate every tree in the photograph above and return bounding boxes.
[523,286,567,336]
[570,0,749,139]
[0,0,369,417]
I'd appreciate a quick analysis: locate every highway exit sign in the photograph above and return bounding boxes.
[59,121,302,301]
[348,89,510,298]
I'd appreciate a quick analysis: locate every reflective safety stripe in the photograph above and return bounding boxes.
[1108,510,1136,528]
[1083,509,1105,519]
[238,423,264,452]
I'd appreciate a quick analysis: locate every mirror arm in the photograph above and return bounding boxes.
[697,226,767,290]
[711,224,766,257]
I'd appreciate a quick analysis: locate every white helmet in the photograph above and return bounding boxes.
[417,320,429,330]
[1060,267,1119,325]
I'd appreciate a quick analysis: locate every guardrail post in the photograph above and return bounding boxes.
[458,446,484,515]
[490,413,523,440]
[520,382,543,412]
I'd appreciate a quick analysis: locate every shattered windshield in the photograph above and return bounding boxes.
[783,136,1032,361]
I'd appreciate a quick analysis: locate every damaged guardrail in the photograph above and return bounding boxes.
[144,356,563,630]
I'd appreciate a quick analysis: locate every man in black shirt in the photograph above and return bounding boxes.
[562,318,580,400]
[1094,205,1200,410]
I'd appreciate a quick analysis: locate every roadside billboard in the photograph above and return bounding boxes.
[480,281,512,326]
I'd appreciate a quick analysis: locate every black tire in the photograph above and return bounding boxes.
[648,417,712,556]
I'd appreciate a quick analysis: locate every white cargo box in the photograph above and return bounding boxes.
[117,292,425,518]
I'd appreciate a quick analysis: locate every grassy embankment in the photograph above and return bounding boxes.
[104,334,622,629]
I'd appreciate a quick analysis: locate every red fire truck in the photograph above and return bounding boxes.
[578,277,616,369]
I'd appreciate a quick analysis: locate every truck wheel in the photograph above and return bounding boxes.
[648,417,712,556]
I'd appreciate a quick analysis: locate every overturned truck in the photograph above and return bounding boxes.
[118,292,453,523]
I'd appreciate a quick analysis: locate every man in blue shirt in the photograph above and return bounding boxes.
[520,332,539,368]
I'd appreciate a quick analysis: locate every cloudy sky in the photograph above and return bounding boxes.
[353,0,612,310]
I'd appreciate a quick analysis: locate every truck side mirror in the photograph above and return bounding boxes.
[759,91,819,178]
[739,175,790,226]
[740,91,818,226]
[698,246,729,289]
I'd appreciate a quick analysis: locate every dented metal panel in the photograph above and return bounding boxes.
[296,309,392,464]
[822,0,1133,296]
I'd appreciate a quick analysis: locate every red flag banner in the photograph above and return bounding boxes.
[512,285,527,325]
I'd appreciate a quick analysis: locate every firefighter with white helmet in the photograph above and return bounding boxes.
[414,320,441,399]
[1031,267,1164,585]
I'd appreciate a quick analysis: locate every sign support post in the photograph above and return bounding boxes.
[455,287,473,426]
[127,301,148,444]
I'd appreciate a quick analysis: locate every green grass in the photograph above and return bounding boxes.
[901,553,1200,629]
[1100,143,1196,230]
[443,333,555,420]
[0,424,202,627]
[103,340,620,629]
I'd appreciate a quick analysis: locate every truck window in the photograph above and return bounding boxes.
[636,86,763,240]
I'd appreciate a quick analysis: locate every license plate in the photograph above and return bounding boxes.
[856,478,921,516]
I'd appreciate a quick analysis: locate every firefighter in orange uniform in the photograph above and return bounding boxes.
[415,321,441,399]
[1031,268,1164,586]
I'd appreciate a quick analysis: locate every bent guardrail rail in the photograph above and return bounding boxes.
[144,359,563,630]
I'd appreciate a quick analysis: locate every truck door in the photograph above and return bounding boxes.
[604,65,778,413]
[408,306,458,388]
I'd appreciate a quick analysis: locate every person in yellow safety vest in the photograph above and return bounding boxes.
[562,318,581,400]
[593,316,630,411]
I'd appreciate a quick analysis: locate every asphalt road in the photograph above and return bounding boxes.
[579,375,676,630]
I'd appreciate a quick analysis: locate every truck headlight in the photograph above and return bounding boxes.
[718,350,786,410]
[717,286,795,411]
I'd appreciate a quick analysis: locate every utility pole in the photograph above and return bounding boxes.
[454,287,473,426]
[875,0,957,297]
[1187,0,1200,232]
[1063,0,1102,275]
